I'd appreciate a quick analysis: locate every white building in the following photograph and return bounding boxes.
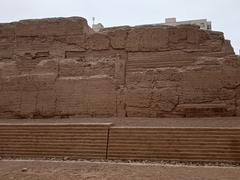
[92,23,104,32]
[161,18,212,30]
[91,18,212,32]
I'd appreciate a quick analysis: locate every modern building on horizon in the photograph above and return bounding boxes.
[92,17,212,32]
[161,17,212,30]
[92,23,104,32]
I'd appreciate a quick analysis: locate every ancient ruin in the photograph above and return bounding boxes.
[0,17,239,119]
[0,17,240,164]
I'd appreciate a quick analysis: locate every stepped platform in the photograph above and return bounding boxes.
[0,117,240,163]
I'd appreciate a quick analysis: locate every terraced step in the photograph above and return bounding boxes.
[0,123,111,160]
[0,119,240,163]
[107,127,240,162]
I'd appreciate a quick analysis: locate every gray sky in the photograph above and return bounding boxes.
[0,0,239,54]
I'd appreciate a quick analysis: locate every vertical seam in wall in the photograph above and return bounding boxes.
[105,127,110,160]
[86,78,89,116]
[116,93,118,117]
[124,52,128,85]
[124,52,128,117]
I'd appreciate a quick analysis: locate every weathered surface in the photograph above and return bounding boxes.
[0,118,240,162]
[108,127,240,162]
[0,17,239,118]
[0,123,111,159]
[0,160,239,180]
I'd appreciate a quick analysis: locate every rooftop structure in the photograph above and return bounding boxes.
[161,17,212,30]
[92,23,104,32]
[92,18,212,32]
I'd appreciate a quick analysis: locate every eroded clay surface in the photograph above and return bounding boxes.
[0,17,240,118]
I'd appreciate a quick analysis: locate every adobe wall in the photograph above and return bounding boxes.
[0,17,239,118]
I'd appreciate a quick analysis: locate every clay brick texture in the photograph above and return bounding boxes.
[0,17,240,118]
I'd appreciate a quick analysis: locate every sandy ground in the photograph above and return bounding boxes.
[0,160,239,180]
[1,117,240,127]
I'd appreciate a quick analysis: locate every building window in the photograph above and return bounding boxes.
[207,24,212,30]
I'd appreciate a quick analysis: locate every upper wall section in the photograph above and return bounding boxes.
[101,24,235,55]
[0,17,239,119]
[0,17,235,58]
[0,17,92,37]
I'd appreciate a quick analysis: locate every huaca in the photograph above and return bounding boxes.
[0,17,240,165]
[0,17,239,119]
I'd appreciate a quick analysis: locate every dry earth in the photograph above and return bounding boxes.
[0,160,239,180]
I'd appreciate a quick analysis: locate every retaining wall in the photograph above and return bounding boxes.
[0,122,239,162]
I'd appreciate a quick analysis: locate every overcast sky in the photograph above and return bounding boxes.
[0,0,239,54]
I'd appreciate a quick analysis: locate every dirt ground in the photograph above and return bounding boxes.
[1,117,240,127]
[0,160,239,180]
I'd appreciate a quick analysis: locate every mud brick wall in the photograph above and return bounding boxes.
[0,17,239,118]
